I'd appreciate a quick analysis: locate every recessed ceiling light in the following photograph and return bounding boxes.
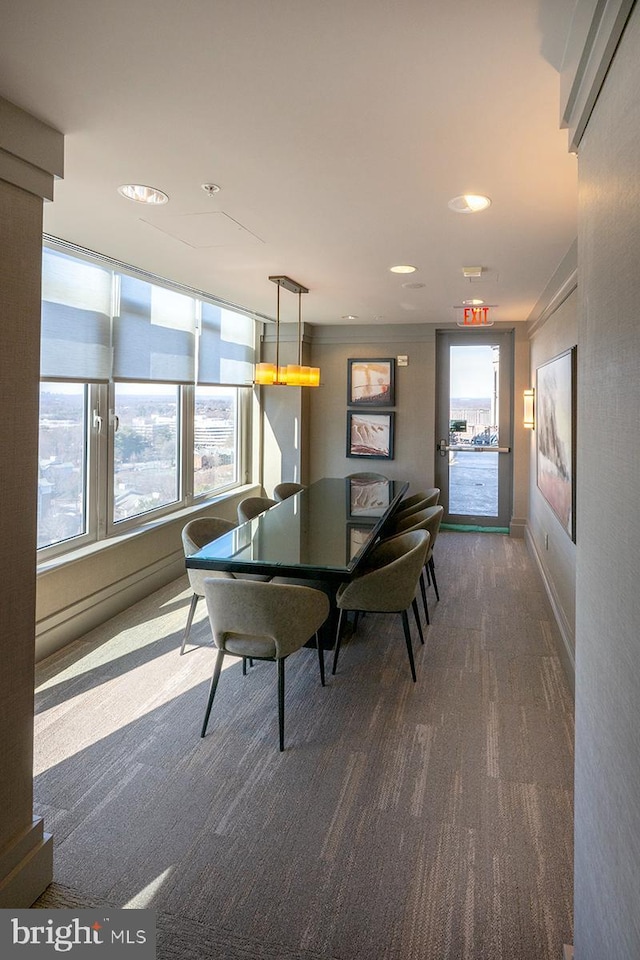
[341,315,358,320]
[448,194,491,214]
[462,298,485,305]
[390,264,417,274]
[117,184,169,205]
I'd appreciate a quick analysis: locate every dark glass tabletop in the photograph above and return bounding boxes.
[186,476,409,581]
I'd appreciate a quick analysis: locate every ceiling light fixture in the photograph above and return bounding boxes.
[390,264,417,274]
[254,276,320,387]
[341,315,358,321]
[462,298,485,305]
[117,184,169,205]
[448,194,491,214]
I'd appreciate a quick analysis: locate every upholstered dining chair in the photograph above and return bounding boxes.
[181,516,272,656]
[201,578,330,750]
[332,529,430,683]
[180,517,236,656]
[273,481,305,502]
[237,495,278,523]
[394,487,440,520]
[385,505,444,622]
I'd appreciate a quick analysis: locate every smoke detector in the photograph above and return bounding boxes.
[201,183,221,197]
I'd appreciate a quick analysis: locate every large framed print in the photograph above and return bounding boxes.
[347,358,395,406]
[536,347,577,542]
[347,411,394,460]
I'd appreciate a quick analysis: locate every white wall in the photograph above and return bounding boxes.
[574,5,640,956]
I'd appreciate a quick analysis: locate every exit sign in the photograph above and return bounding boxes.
[458,306,492,326]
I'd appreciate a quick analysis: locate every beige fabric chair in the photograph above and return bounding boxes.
[395,487,440,519]
[332,529,430,682]
[385,505,444,622]
[180,517,236,655]
[273,481,305,502]
[201,579,330,750]
[237,496,277,523]
[181,516,271,656]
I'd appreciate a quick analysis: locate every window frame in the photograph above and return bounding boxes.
[37,239,256,561]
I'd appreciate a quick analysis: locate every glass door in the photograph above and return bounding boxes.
[435,330,513,530]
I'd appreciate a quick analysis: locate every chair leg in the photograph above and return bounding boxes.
[180,593,200,654]
[429,556,440,601]
[412,598,425,645]
[201,648,225,737]
[401,609,417,682]
[332,609,346,675]
[419,571,430,625]
[315,631,325,686]
[278,657,286,751]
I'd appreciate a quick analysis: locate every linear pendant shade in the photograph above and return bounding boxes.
[256,275,320,386]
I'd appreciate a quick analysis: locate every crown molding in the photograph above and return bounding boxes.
[0,96,63,200]
[560,0,636,152]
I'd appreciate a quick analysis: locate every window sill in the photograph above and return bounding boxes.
[36,483,259,576]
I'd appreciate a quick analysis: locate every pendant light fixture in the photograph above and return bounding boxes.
[255,275,320,386]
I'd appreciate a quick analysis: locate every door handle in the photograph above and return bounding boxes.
[437,438,448,457]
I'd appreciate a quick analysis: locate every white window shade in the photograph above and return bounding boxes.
[113,275,196,383]
[40,247,113,381]
[198,303,255,385]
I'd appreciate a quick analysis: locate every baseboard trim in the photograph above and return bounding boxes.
[510,516,527,538]
[0,818,53,908]
[525,526,575,695]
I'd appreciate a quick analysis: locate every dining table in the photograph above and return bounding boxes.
[185,476,409,645]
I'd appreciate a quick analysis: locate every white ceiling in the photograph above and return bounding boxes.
[0,0,577,327]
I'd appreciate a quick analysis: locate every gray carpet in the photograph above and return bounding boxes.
[32,531,574,959]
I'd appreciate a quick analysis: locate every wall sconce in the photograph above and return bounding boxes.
[523,388,535,429]
[254,275,320,386]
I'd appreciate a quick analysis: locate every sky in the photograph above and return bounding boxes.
[450,344,498,399]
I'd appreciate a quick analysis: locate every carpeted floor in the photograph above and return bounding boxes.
[32,531,574,959]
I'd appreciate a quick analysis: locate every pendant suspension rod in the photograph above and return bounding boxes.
[275,282,281,375]
[297,290,302,366]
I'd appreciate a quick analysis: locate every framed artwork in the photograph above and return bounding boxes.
[348,476,391,518]
[347,411,394,460]
[536,346,577,542]
[347,358,395,406]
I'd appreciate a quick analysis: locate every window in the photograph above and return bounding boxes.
[194,386,239,497]
[37,239,256,557]
[37,383,89,549]
[113,383,180,524]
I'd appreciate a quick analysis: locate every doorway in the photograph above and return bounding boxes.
[435,330,513,530]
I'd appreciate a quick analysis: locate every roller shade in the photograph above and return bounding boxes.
[198,302,255,385]
[113,275,196,383]
[40,247,113,381]
[41,242,257,385]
